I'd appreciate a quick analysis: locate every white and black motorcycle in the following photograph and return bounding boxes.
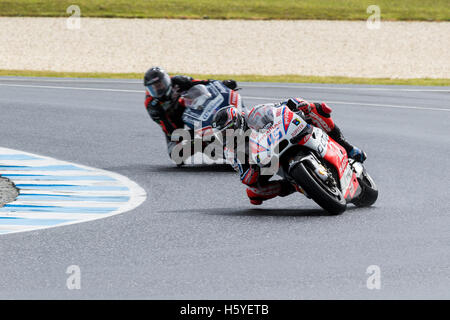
[172,81,243,165]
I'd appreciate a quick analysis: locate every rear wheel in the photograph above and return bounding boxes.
[290,162,347,215]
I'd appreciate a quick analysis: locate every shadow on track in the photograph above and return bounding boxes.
[104,163,235,173]
[160,207,337,217]
[158,163,234,173]
[209,207,328,217]
[159,205,369,217]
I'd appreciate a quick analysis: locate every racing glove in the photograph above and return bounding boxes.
[147,101,163,122]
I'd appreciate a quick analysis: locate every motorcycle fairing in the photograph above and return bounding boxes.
[249,107,307,165]
[322,137,362,201]
[182,81,235,130]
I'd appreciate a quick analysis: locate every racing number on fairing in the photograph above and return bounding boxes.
[277,129,283,140]
[266,129,283,146]
[267,133,274,146]
[317,130,329,155]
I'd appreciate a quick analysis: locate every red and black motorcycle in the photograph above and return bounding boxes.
[248,105,378,214]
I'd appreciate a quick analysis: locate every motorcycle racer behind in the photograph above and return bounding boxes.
[211,98,366,205]
[144,66,237,160]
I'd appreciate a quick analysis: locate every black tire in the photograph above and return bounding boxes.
[353,171,378,207]
[290,162,347,215]
[176,161,185,168]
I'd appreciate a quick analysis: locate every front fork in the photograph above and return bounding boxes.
[285,151,333,198]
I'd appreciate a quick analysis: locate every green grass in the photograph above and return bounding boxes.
[0,0,448,21]
[1,69,449,86]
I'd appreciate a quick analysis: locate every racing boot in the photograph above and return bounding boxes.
[328,125,367,163]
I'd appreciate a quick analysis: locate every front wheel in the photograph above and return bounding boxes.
[290,162,347,215]
[352,170,378,207]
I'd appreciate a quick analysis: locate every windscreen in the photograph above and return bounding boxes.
[182,84,212,110]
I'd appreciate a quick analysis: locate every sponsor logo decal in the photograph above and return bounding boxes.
[229,90,239,107]
[276,108,282,117]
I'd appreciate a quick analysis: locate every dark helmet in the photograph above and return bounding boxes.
[144,67,172,99]
[212,106,246,146]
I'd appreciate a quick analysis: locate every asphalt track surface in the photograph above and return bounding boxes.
[0,77,449,299]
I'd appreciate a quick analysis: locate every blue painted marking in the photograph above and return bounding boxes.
[0,165,87,171]
[15,184,128,191]
[0,148,146,236]
[0,154,39,160]
[0,165,27,168]
[17,194,130,202]
[1,204,118,214]
[0,217,73,226]
[2,174,116,181]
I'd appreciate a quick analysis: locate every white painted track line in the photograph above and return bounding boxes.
[1,77,448,92]
[240,83,450,92]
[0,83,449,113]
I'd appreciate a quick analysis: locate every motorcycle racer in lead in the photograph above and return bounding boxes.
[144,66,237,158]
[212,98,367,205]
